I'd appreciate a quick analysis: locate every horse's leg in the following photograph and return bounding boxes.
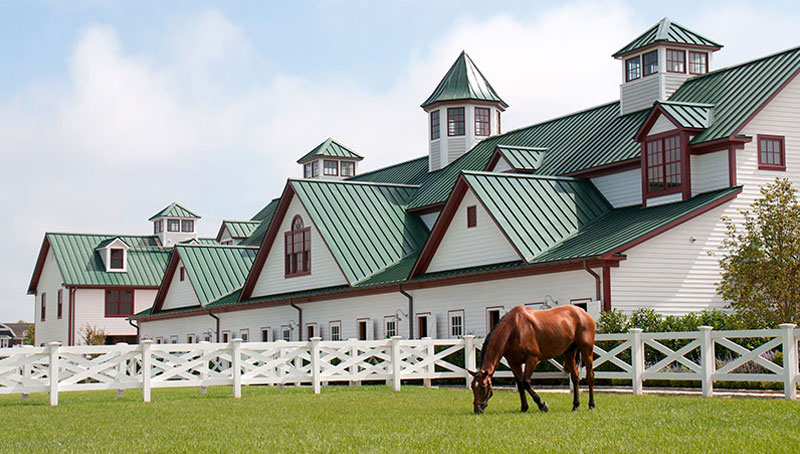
[563,345,580,411]
[581,345,595,410]
[509,362,528,413]
[522,357,548,412]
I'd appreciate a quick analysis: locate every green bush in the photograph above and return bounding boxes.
[597,309,628,333]
[597,308,767,334]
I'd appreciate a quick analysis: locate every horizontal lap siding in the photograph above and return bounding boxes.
[621,76,660,115]
[663,73,689,100]
[611,77,800,315]
[74,289,156,342]
[691,151,729,196]
[34,249,68,345]
[648,114,678,136]
[591,169,642,208]
[140,314,214,342]
[162,258,199,310]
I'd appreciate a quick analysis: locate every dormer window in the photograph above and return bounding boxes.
[323,160,339,176]
[154,220,163,234]
[643,51,658,77]
[285,215,310,277]
[110,249,125,270]
[430,110,440,140]
[474,107,490,136]
[341,161,355,177]
[447,107,465,136]
[666,49,685,73]
[689,51,708,75]
[646,134,682,194]
[181,220,194,233]
[167,219,180,232]
[626,56,641,81]
[312,161,320,177]
[304,163,312,178]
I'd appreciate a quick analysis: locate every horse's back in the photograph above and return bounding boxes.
[516,304,595,347]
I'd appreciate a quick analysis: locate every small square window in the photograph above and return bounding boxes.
[240,329,249,342]
[466,205,477,228]
[666,49,685,73]
[110,249,124,269]
[181,220,194,233]
[643,51,658,77]
[689,52,708,75]
[626,56,641,81]
[340,161,355,177]
[474,107,490,136]
[323,160,339,176]
[758,135,786,171]
[167,219,180,232]
[447,107,465,136]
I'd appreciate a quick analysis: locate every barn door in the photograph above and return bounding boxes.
[426,315,437,339]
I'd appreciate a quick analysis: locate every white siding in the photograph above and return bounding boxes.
[73,288,156,343]
[646,192,682,207]
[648,114,678,136]
[611,76,800,315]
[162,258,200,310]
[663,73,689,99]
[429,141,441,172]
[620,75,660,115]
[591,169,642,208]
[251,195,348,297]
[691,150,729,196]
[139,313,216,342]
[33,248,68,345]
[419,211,440,230]
[301,293,407,340]
[427,189,519,273]
[489,156,513,173]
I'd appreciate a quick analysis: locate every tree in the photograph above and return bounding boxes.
[717,178,800,325]
[22,322,34,345]
[79,323,107,345]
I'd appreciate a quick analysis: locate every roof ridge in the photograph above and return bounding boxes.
[290,178,420,189]
[177,244,259,250]
[46,232,159,238]
[462,170,582,182]
[496,144,549,151]
[222,219,261,223]
[348,155,427,179]
[685,44,800,82]
[657,100,714,107]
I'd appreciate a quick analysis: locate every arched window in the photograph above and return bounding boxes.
[285,215,311,277]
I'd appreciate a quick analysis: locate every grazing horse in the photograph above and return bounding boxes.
[468,305,596,414]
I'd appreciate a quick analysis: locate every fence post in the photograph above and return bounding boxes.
[232,338,242,399]
[21,345,32,401]
[198,341,209,394]
[422,337,433,388]
[629,329,643,395]
[48,342,60,406]
[390,336,402,391]
[348,338,360,387]
[698,326,714,398]
[141,340,153,403]
[463,335,475,389]
[779,323,797,401]
[116,342,128,398]
[311,337,322,394]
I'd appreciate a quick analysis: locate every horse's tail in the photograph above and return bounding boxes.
[563,343,582,372]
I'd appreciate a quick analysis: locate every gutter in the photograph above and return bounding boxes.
[583,261,601,301]
[208,311,220,342]
[398,285,413,339]
[128,318,139,343]
[290,299,302,340]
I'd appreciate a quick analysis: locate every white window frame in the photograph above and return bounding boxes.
[170,335,178,344]
[416,312,432,339]
[261,327,272,342]
[448,310,465,338]
[384,316,397,338]
[281,325,292,341]
[239,328,249,342]
[486,306,503,334]
[329,321,342,341]
[221,331,231,343]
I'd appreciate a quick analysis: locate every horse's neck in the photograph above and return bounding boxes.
[482,326,510,375]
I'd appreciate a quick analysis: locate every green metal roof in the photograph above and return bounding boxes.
[148,202,201,221]
[221,220,260,239]
[495,145,548,171]
[656,101,714,129]
[297,138,364,164]
[175,244,258,306]
[250,198,280,222]
[289,179,430,285]
[408,102,648,210]
[613,17,722,58]
[95,237,127,250]
[669,45,800,144]
[421,51,507,109]
[462,172,612,262]
[240,199,280,246]
[37,233,170,289]
[348,156,433,186]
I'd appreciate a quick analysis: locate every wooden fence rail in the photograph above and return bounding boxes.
[0,325,797,406]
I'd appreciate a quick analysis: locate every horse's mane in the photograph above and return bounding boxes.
[479,311,510,369]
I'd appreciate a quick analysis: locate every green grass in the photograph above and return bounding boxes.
[0,385,798,453]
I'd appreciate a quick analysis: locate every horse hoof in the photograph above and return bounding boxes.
[539,403,549,413]
[521,406,529,413]
[589,404,595,411]
[572,405,579,412]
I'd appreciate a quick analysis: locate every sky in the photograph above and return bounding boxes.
[2,0,800,321]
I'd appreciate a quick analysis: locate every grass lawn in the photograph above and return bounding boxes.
[0,385,798,453]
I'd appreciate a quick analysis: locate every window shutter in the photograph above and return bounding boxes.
[366,319,374,340]
[426,315,438,339]
[466,205,477,228]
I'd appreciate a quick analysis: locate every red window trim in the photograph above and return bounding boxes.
[285,215,311,278]
[666,48,686,74]
[626,55,641,82]
[167,219,180,232]
[466,205,477,228]
[497,111,501,134]
[340,161,355,177]
[323,160,339,176]
[688,51,708,75]
[644,133,684,196]
[57,289,63,319]
[105,288,135,317]
[447,107,465,137]
[41,292,46,321]
[757,134,786,171]
[109,248,124,269]
[181,220,194,233]
[180,267,185,281]
[643,50,658,77]
[474,107,490,136]
[430,110,440,140]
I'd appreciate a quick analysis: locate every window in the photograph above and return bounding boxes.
[666,49,685,73]
[181,220,194,233]
[304,163,312,178]
[430,110,440,140]
[0,339,8,348]
[240,329,249,342]
[180,267,185,282]
[487,307,502,332]
[626,56,641,81]
[41,293,46,322]
[447,107,465,136]
[329,321,341,341]
[758,135,786,170]
[358,320,369,340]
[449,310,464,338]
[497,112,501,134]
[417,314,429,339]
[285,215,311,277]
[689,51,708,75]
[312,161,320,178]
[156,337,163,344]
[323,160,339,176]
[340,161,355,177]
[261,327,272,342]
[154,220,163,234]
[222,331,230,343]
[306,324,315,340]
[570,298,591,312]
[282,326,291,341]
[466,205,477,228]
[105,289,134,316]
[646,134,682,194]
[643,50,658,77]
[187,334,196,343]
[474,107,490,136]
[203,331,212,342]
[110,249,124,270]
[384,317,397,338]
[57,289,63,319]
[167,219,180,232]
[170,335,178,344]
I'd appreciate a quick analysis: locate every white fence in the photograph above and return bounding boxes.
[0,325,797,406]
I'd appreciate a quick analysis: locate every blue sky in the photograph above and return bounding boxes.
[2,0,800,321]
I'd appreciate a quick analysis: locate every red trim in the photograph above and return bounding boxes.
[68,288,75,346]
[430,110,440,140]
[424,99,507,112]
[731,67,800,139]
[27,236,50,294]
[466,205,477,228]
[635,104,686,143]
[688,51,708,75]
[109,248,125,270]
[602,264,611,312]
[756,134,786,171]
[566,158,641,178]
[681,132,692,201]
[666,48,686,74]
[729,147,737,186]
[642,50,659,77]
[689,136,751,155]
[447,107,465,137]
[104,288,135,317]
[284,215,311,278]
[625,55,641,82]
[408,203,444,215]
[643,133,685,198]
[474,107,490,137]
[602,188,742,258]
[614,42,721,60]
[323,160,339,176]
[151,251,183,313]
[67,284,160,290]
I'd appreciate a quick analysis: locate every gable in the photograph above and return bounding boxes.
[250,194,348,298]
[648,113,678,136]
[162,257,199,311]
[427,188,520,273]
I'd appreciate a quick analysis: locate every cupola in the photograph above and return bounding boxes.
[422,51,507,172]
[149,202,201,247]
[297,138,364,180]
[614,18,722,115]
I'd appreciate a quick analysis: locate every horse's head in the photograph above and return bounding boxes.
[468,369,494,414]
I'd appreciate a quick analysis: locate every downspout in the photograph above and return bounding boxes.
[583,261,601,301]
[68,287,76,346]
[128,318,139,343]
[290,299,302,340]
[208,311,220,342]
[399,285,413,339]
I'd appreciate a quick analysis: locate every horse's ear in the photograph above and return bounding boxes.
[467,369,479,377]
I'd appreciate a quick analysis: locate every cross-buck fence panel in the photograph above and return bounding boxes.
[0,325,796,406]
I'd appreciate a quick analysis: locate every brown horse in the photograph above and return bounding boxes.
[468,304,596,414]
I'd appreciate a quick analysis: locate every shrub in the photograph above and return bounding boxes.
[597,309,628,333]
[629,308,663,332]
